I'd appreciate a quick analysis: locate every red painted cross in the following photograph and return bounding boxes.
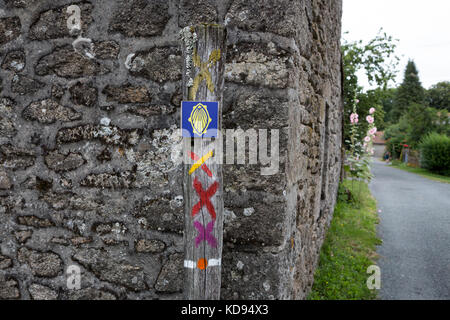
[189,151,213,177]
[192,177,218,220]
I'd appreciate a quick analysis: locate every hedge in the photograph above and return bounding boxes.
[419,132,450,176]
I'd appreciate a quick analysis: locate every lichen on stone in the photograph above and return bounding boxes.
[124,125,182,188]
[179,26,198,87]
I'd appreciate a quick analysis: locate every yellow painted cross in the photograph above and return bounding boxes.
[189,49,221,100]
[189,150,214,175]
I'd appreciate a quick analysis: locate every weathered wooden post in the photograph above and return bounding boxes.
[180,24,226,300]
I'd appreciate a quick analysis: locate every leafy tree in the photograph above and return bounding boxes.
[405,103,438,148]
[391,60,425,121]
[342,30,400,148]
[349,93,385,141]
[378,87,397,124]
[357,90,386,130]
[427,81,450,111]
[435,111,450,136]
[384,116,410,158]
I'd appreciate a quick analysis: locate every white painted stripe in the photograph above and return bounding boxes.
[183,259,221,269]
[208,259,221,266]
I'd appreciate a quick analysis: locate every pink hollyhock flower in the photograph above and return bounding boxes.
[366,115,374,124]
[369,127,377,136]
[350,113,359,124]
[369,107,376,114]
[364,136,371,143]
[356,99,360,104]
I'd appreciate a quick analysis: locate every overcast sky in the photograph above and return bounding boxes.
[342,0,450,90]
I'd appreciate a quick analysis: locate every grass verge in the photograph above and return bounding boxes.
[308,180,381,300]
[390,161,450,184]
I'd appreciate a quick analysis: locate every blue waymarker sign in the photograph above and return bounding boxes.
[181,101,219,138]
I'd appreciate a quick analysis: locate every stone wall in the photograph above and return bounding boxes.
[0,0,343,299]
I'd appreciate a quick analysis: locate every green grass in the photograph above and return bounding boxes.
[390,161,450,184]
[308,180,382,300]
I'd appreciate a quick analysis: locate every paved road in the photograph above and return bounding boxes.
[369,159,450,300]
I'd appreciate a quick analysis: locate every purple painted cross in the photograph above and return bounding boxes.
[193,220,217,248]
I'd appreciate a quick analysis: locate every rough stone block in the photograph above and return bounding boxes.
[55,124,97,144]
[80,171,136,189]
[18,247,63,278]
[22,99,81,124]
[223,89,289,129]
[0,194,24,214]
[178,0,218,27]
[1,49,25,72]
[135,239,166,253]
[225,42,293,88]
[96,148,112,163]
[4,0,34,8]
[223,188,286,246]
[56,124,141,146]
[0,254,13,269]
[70,236,92,246]
[50,85,65,101]
[94,41,120,59]
[127,104,175,117]
[127,47,181,82]
[109,0,170,37]
[125,126,183,189]
[72,248,147,291]
[0,171,12,190]
[103,84,151,104]
[17,215,54,228]
[45,151,85,172]
[0,98,16,138]
[29,2,93,40]
[0,144,35,171]
[11,75,44,95]
[134,196,183,233]
[225,0,302,38]
[0,276,20,299]
[35,46,108,78]
[0,115,15,138]
[14,230,33,244]
[221,250,281,299]
[66,288,117,300]
[0,17,21,45]
[28,284,58,300]
[155,253,183,293]
[69,82,98,107]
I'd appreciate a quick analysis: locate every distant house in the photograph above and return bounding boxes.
[436,111,450,126]
[373,131,386,158]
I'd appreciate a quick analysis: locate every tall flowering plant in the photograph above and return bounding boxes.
[363,108,377,157]
[344,98,374,189]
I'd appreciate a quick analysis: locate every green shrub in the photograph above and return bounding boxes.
[419,132,450,176]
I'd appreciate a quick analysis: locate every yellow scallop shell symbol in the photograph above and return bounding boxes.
[188,103,212,136]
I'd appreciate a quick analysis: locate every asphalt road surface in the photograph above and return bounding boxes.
[369,159,450,300]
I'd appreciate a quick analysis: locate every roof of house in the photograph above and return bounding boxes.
[373,131,386,145]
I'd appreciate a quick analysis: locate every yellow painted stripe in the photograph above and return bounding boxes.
[189,150,213,175]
